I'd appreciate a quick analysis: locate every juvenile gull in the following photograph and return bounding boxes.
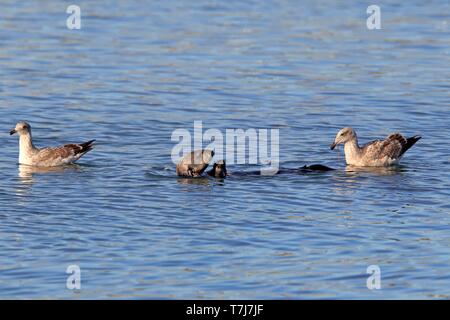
[330,127,421,167]
[176,149,214,177]
[10,121,95,167]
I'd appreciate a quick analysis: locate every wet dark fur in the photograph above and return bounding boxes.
[207,161,227,178]
[225,164,335,176]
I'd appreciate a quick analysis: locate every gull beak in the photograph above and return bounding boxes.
[330,142,337,150]
[10,129,16,135]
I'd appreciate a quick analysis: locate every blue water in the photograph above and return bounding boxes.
[0,1,449,299]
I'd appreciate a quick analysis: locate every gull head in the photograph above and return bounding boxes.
[330,127,356,150]
[10,121,31,136]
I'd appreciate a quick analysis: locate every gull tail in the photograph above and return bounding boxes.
[76,140,96,155]
[400,135,421,157]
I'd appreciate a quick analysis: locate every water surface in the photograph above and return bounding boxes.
[0,1,449,299]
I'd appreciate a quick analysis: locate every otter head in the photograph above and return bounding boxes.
[10,121,31,136]
[330,127,356,150]
[210,160,227,178]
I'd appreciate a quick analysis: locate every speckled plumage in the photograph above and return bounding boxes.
[331,128,421,167]
[10,121,95,167]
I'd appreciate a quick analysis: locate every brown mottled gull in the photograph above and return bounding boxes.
[10,121,95,167]
[176,149,214,177]
[330,127,421,167]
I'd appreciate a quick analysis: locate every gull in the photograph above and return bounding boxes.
[176,149,214,177]
[330,127,421,167]
[10,121,95,167]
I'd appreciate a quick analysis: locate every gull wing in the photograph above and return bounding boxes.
[34,140,95,166]
[361,133,406,161]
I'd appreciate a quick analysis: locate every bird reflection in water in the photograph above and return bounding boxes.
[330,165,406,197]
[344,165,405,176]
[18,164,82,184]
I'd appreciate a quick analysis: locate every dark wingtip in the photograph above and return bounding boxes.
[83,140,96,147]
[409,135,422,145]
[400,135,422,157]
[78,140,96,155]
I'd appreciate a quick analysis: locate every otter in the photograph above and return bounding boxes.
[207,162,333,177]
[176,150,333,178]
[207,160,227,178]
[271,164,335,174]
[176,149,215,177]
[297,164,335,172]
[261,164,335,175]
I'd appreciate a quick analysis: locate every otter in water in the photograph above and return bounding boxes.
[269,164,335,175]
[176,149,215,177]
[207,162,333,177]
[298,164,335,172]
[207,160,227,178]
[235,165,335,175]
[176,150,333,177]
